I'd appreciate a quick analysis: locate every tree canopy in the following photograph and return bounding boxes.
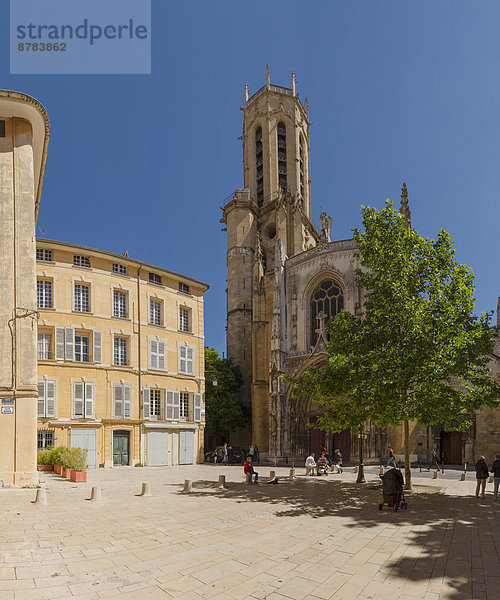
[204,347,247,439]
[287,201,500,482]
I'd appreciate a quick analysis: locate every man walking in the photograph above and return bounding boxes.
[333,448,343,474]
[222,443,229,465]
[427,449,440,471]
[386,447,397,469]
[491,454,500,500]
[475,455,489,499]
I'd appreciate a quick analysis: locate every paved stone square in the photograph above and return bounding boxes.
[0,464,498,600]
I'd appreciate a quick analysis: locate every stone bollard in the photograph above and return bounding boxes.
[489,475,494,484]
[289,469,295,480]
[379,466,384,476]
[433,471,438,479]
[139,482,152,497]
[269,470,276,481]
[182,479,192,493]
[353,466,358,474]
[217,475,226,489]
[460,472,466,481]
[90,486,102,501]
[34,488,47,505]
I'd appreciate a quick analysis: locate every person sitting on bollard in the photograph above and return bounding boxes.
[386,447,397,469]
[427,448,440,471]
[492,454,500,501]
[475,455,489,499]
[305,452,316,475]
[244,456,258,484]
[317,452,328,476]
[333,448,343,473]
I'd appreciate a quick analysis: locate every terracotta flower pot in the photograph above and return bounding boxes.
[70,470,87,483]
[37,464,53,472]
[54,464,62,475]
[63,468,73,479]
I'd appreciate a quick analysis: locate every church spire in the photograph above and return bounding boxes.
[244,82,249,103]
[291,70,296,96]
[265,64,270,88]
[400,182,411,229]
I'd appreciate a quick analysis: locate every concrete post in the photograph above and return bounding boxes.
[139,482,152,497]
[90,486,102,501]
[182,479,192,493]
[289,469,295,480]
[353,466,358,473]
[460,473,466,481]
[433,471,438,479]
[34,487,47,504]
[217,474,226,489]
[269,470,276,480]
[379,466,384,476]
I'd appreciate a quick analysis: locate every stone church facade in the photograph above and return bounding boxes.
[222,68,500,465]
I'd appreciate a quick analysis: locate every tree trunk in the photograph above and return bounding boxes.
[404,419,412,490]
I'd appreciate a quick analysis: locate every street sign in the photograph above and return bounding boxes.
[1,406,14,414]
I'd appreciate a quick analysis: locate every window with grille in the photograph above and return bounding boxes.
[310,279,344,346]
[37,429,54,449]
[38,332,52,360]
[113,263,127,275]
[150,299,162,325]
[114,336,128,366]
[277,121,287,191]
[179,282,190,294]
[151,389,162,417]
[73,255,90,267]
[149,272,162,285]
[256,126,264,206]
[37,279,53,308]
[75,334,90,362]
[179,307,190,332]
[36,248,53,262]
[113,290,127,318]
[74,283,90,312]
[180,392,189,419]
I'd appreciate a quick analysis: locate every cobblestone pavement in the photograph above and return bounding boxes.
[1,464,499,600]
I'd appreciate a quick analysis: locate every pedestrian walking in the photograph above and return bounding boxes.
[475,455,489,499]
[333,448,343,473]
[249,444,255,460]
[427,448,440,471]
[244,456,258,483]
[254,444,260,464]
[222,443,229,465]
[386,447,397,469]
[491,454,500,500]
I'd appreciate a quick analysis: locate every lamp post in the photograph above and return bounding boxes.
[356,431,366,483]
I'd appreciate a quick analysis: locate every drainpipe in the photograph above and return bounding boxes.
[137,264,143,463]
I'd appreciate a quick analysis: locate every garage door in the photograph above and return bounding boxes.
[179,430,194,465]
[147,430,169,466]
[70,428,97,469]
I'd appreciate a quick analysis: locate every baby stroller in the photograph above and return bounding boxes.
[378,468,408,512]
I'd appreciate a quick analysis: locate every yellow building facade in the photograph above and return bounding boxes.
[36,239,208,468]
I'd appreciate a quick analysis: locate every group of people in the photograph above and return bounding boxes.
[474,454,500,500]
[305,447,343,475]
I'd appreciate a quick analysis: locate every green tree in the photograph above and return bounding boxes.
[204,347,247,440]
[287,200,500,489]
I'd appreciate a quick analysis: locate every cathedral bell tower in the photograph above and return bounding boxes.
[221,67,319,453]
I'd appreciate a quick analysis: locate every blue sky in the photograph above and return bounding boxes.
[4,1,500,353]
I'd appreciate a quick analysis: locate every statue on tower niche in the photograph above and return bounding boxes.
[320,212,332,243]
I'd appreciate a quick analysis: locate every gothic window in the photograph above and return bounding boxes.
[256,126,264,206]
[299,134,305,200]
[310,279,343,346]
[277,121,287,191]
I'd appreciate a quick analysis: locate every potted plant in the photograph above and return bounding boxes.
[50,446,66,475]
[59,447,73,478]
[70,448,88,483]
[37,448,53,471]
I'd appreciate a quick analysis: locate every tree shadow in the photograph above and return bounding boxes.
[179,476,499,600]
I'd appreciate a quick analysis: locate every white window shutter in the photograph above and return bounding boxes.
[124,385,131,418]
[194,393,202,422]
[173,391,180,421]
[166,390,174,420]
[114,384,123,418]
[143,388,150,420]
[150,339,158,369]
[85,382,94,418]
[158,341,166,370]
[46,381,56,418]
[93,331,102,363]
[65,327,75,361]
[37,381,45,417]
[179,345,186,373]
[74,382,84,417]
[187,347,194,375]
[55,327,65,360]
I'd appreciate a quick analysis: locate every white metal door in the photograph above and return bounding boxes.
[179,430,194,465]
[147,430,169,466]
[70,428,97,469]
